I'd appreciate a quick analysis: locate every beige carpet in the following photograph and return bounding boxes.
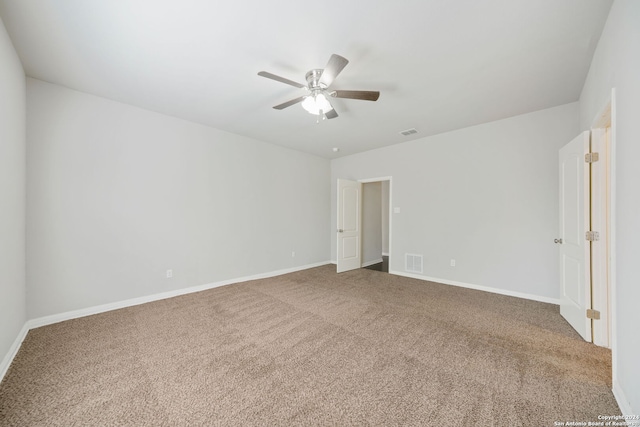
[0,265,620,426]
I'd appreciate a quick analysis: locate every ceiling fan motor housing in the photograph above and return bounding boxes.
[305,69,326,89]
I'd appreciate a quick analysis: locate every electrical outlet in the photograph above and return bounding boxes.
[291,251,296,258]
[450,259,456,267]
[166,269,173,278]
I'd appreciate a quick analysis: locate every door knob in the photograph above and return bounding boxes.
[554,238,563,244]
[337,229,344,233]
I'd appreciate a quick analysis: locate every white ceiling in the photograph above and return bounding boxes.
[0,0,612,158]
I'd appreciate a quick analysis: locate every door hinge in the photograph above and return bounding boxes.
[586,309,601,320]
[585,231,600,241]
[585,152,600,163]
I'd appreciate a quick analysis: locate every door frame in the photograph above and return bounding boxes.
[359,176,393,269]
[589,90,616,355]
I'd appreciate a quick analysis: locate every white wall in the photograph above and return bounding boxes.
[362,182,382,265]
[331,103,579,301]
[26,78,330,319]
[579,0,640,415]
[0,17,26,370]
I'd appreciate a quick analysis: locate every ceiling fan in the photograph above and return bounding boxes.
[258,54,380,120]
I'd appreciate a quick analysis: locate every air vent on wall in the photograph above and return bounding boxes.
[405,253,423,273]
[399,128,418,136]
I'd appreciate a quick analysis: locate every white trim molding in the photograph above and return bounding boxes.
[361,258,384,268]
[358,176,392,184]
[1,261,330,383]
[613,380,634,417]
[0,323,30,382]
[389,270,561,305]
[27,261,331,330]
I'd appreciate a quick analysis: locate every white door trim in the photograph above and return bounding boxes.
[589,89,617,358]
[358,177,393,267]
[590,127,610,348]
[359,176,392,183]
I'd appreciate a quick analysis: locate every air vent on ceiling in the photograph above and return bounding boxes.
[405,253,423,274]
[399,128,418,136]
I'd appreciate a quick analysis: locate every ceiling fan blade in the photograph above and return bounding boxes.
[318,54,349,87]
[258,71,306,89]
[273,96,306,110]
[325,109,338,119]
[331,90,380,101]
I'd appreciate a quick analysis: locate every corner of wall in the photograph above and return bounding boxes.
[0,13,28,385]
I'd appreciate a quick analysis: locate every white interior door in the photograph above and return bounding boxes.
[337,179,362,273]
[558,131,591,341]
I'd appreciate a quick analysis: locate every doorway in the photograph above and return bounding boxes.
[336,177,391,273]
[558,94,614,349]
[590,99,614,349]
[361,179,390,273]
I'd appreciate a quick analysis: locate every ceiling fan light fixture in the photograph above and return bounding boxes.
[301,92,333,115]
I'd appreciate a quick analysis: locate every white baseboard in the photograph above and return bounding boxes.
[361,258,383,268]
[382,252,389,256]
[0,323,30,383]
[329,259,388,267]
[28,261,332,330]
[389,270,561,305]
[613,380,634,417]
[2,261,331,383]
